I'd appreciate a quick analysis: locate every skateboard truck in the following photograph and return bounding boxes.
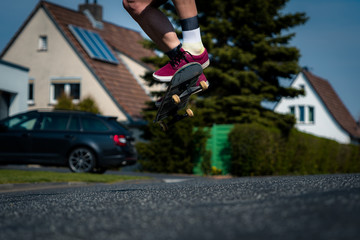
[171,80,208,105]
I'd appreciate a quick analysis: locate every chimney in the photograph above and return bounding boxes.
[79,0,103,21]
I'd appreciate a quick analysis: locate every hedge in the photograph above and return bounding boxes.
[228,123,360,176]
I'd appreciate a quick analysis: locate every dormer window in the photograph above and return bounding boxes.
[38,35,48,51]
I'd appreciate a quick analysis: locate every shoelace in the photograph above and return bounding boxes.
[169,50,194,68]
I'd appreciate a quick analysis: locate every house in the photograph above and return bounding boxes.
[274,68,360,144]
[0,0,163,124]
[0,60,29,119]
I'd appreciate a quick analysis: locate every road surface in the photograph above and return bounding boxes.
[1,173,359,240]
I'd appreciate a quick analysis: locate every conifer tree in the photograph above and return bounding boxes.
[156,0,308,130]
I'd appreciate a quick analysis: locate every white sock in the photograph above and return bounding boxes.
[182,28,205,55]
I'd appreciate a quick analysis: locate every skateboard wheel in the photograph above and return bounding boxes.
[186,108,194,117]
[172,95,181,104]
[200,81,208,91]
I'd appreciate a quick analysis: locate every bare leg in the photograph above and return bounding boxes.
[172,0,198,20]
[123,0,180,52]
[172,0,204,55]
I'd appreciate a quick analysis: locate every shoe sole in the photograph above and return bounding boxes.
[153,59,210,83]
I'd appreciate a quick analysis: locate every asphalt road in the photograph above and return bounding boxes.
[1,173,360,240]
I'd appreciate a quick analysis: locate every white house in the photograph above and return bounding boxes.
[274,69,360,144]
[0,0,163,124]
[0,60,29,119]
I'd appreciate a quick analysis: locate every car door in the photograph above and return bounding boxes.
[0,111,40,163]
[29,113,73,163]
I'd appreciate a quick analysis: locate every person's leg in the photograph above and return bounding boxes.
[172,0,198,19]
[172,0,205,55]
[151,0,209,82]
[122,0,180,52]
[123,0,208,82]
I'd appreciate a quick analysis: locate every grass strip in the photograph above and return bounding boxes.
[0,169,150,184]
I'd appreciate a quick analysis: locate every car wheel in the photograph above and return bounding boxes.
[68,147,96,173]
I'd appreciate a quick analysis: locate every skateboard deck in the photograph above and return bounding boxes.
[154,62,208,131]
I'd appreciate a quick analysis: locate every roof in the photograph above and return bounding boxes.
[0,60,29,72]
[2,1,155,122]
[302,69,360,139]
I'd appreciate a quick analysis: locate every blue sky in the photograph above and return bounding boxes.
[0,0,359,120]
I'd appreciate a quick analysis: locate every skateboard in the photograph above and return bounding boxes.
[154,62,208,131]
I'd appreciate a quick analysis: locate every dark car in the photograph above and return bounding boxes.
[0,110,136,173]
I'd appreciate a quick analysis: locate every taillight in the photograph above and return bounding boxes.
[113,135,127,146]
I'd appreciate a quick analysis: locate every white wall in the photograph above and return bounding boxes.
[275,72,350,144]
[0,61,29,118]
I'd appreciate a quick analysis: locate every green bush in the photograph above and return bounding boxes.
[229,123,360,176]
[54,94,101,114]
[135,111,210,174]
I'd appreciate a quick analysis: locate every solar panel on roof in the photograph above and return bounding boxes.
[69,25,119,64]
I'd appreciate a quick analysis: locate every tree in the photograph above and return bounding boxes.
[160,0,308,130]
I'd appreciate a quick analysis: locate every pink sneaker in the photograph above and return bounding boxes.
[155,73,209,107]
[196,72,209,87]
[153,48,210,82]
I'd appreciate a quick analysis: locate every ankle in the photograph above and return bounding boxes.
[165,44,183,60]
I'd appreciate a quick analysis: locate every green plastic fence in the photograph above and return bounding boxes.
[193,124,234,175]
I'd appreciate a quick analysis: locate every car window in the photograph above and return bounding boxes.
[81,117,109,132]
[1,113,38,131]
[107,118,129,131]
[40,115,69,131]
[68,116,81,131]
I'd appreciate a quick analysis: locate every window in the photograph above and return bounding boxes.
[50,78,81,104]
[289,106,295,116]
[299,106,305,122]
[53,83,66,101]
[28,80,34,105]
[69,83,80,100]
[2,112,39,131]
[40,115,69,131]
[38,35,48,51]
[69,25,119,64]
[81,117,109,132]
[290,105,314,124]
[68,116,81,131]
[308,106,314,123]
